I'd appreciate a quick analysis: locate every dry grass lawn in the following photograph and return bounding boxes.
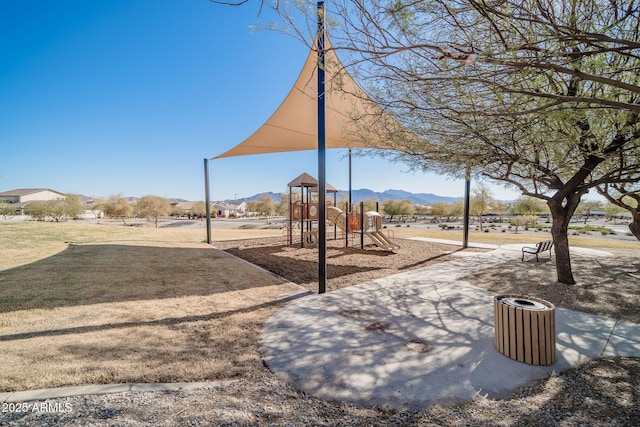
[0,221,300,392]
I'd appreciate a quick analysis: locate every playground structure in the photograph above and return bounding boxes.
[327,206,400,251]
[285,172,400,251]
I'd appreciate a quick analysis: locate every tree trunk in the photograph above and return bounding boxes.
[550,218,575,284]
[548,197,580,285]
[630,211,640,241]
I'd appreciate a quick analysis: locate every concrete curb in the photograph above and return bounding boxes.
[1,380,240,403]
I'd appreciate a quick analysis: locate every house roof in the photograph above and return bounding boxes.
[0,188,65,197]
[213,203,237,210]
[213,37,405,159]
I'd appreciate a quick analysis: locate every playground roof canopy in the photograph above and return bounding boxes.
[287,172,318,188]
[287,172,338,193]
[213,37,395,160]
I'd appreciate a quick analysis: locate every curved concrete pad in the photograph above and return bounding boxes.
[260,251,637,409]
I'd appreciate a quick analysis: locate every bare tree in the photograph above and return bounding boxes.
[95,194,133,226]
[255,194,276,217]
[135,195,171,228]
[264,0,640,284]
[470,184,494,231]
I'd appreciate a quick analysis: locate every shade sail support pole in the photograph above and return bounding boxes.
[346,148,352,248]
[463,164,471,249]
[204,158,212,245]
[317,0,327,294]
[348,148,352,206]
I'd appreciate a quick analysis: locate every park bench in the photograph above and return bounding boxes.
[521,240,554,262]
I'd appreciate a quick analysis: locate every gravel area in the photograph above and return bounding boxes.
[467,248,640,323]
[3,359,639,426]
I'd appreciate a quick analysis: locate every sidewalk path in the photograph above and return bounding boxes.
[260,246,639,409]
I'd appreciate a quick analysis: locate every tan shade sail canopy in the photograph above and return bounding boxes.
[213,38,395,159]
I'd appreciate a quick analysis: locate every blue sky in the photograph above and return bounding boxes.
[0,0,522,202]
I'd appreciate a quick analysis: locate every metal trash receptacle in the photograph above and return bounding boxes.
[494,295,556,366]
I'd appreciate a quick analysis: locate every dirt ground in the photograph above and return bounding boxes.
[213,236,486,293]
[215,234,640,323]
[467,248,640,324]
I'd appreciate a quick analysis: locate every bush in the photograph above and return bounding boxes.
[569,225,615,235]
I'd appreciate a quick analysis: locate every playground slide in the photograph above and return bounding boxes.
[326,206,346,230]
[326,206,400,251]
[366,231,400,251]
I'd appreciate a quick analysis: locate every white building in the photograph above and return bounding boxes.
[213,202,247,218]
[0,188,66,204]
[0,188,67,215]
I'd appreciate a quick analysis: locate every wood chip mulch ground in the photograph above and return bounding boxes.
[213,236,484,293]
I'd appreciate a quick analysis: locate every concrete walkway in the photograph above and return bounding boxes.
[260,244,640,409]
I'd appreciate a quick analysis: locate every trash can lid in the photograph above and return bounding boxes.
[501,297,550,311]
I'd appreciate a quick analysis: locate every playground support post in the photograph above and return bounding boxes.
[204,158,212,245]
[360,201,364,249]
[317,0,327,294]
[345,201,350,248]
[289,187,293,246]
[346,148,351,248]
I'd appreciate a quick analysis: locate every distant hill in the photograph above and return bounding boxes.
[79,195,188,204]
[78,190,458,205]
[234,192,283,203]
[233,189,460,205]
[340,189,460,205]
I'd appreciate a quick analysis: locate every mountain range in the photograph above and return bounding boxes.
[233,189,461,205]
[79,189,460,205]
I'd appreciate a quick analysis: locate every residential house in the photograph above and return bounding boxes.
[0,188,66,215]
[213,201,247,218]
